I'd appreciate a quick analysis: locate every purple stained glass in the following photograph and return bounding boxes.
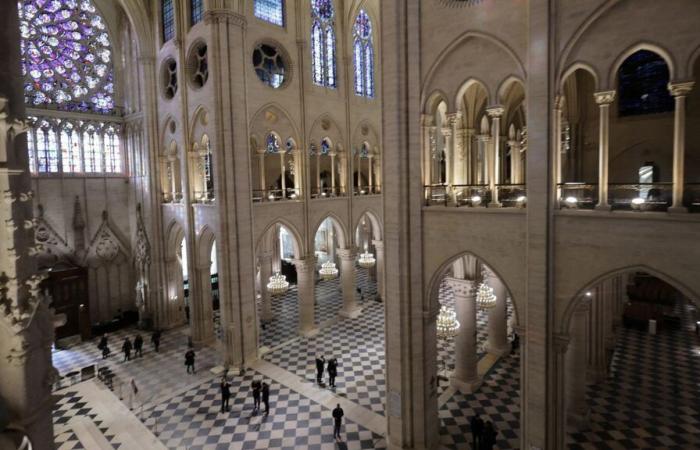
[353,10,374,99]
[18,0,115,114]
[311,0,333,20]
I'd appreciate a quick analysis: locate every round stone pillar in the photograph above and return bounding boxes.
[293,257,318,336]
[566,299,591,429]
[372,240,385,301]
[486,270,509,357]
[338,249,362,318]
[259,252,273,322]
[447,277,482,393]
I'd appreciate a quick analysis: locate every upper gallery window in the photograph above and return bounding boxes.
[162,0,175,42]
[252,43,286,88]
[310,0,336,88]
[353,10,374,98]
[254,0,284,27]
[191,0,204,26]
[18,0,115,113]
[618,50,674,117]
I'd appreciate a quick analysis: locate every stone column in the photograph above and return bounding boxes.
[256,148,266,192]
[566,299,590,429]
[668,82,695,213]
[329,151,337,194]
[447,277,482,393]
[373,240,385,301]
[259,252,273,322]
[476,134,491,186]
[594,91,615,211]
[368,154,374,192]
[316,152,321,195]
[338,249,362,318]
[508,125,522,185]
[294,257,318,336]
[554,95,564,202]
[587,290,607,383]
[464,128,475,184]
[279,149,287,198]
[487,106,505,207]
[192,262,215,343]
[486,271,509,357]
[442,127,453,186]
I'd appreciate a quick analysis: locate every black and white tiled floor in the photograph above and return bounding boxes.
[53,390,121,449]
[143,370,384,450]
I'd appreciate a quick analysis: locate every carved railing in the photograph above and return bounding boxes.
[558,183,598,210]
[496,184,527,208]
[424,184,491,207]
[252,188,302,203]
[608,182,672,211]
[354,185,382,196]
[311,186,346,198]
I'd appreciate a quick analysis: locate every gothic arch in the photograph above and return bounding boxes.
[255,218,304,260]
[609,42,676,88]
[308,113,345,148]
[353,209,382,242]
[426,250,521,327]
[312,214,349,251]
[196,225,217,267]
[249,103,301,146]
[559,62,600,93]
[164,220,186,261]
[423,89,450,116]
[559,265,700,335]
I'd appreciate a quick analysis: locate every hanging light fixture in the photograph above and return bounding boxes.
[436,305,460,339]
[319,260,339,280]
[267,272,289,296]
[475,283,497,310]
[358,251,376,269]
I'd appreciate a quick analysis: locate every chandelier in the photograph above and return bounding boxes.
[475,283,497,310]
[358,251,376,268]
[319,261,339,280]
[436,305,460,339]
[267,272,289,296]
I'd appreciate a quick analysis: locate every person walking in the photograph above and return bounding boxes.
[470,413,484,450]
[262,382,270,415]
[511,332,519,355]
[332,404,344,441]
[97,334,108,353]
[151,330,161,353]
[252,380,261,413]
[481,421,497,450]
[133,334,143,358]
[185,348,196,374]
[122,337,132,362]
[327,358,338,388]
[101,342,111,359]
[315,355,326,384]
[127,378,139,410]
[220,377,231,413]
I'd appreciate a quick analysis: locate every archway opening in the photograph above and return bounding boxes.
[313,217,344,324]
[686,56,700,210]
[564,270,700,447]
[431,253,520,449]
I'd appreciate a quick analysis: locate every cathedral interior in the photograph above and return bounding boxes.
[1,0,700,449]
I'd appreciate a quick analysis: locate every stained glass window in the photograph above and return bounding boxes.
[18,0,115,113]
[104,126,121,173]
[311,0,336,88]
[36,120,59,173]
[83,125,102,173]
[353,10,374,98]
[191,0,204,26]
[27,126,36,173]
[60,122,81,173]
[254,0,284,26]
[253,43,286,88]
[266,133,280,153]
[618,50,673,117]
[162,0,175,42]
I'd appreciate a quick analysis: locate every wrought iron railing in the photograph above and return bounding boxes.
[608,182,672,211]
[424,184,491,207]
[311,186,347,198]
[192,190,216,204]
[252,188,302,203]
[557,183,598,210]
[354,185,382,196]
[496,184,528,208]
[161,192,183,204]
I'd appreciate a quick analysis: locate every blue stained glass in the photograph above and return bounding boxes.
[191,0,204,26]
[254,0,284,26]
[310,0,336,89]
[618,50,673,117]
[162,0,175,42]
[266,134,280,153]
[18,0,115,113]
[353,10,374,99]
[321,139,331,154]
[60,122,81,173]
[27,128,36,173]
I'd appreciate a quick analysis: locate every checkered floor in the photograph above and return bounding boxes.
[143,370,384,450]
[568,297,700,449]
[439,351,521,449]
[52,326,222,410]
[53,390,120,449]
[263,270,386,416]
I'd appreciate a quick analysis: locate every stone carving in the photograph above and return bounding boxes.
[95,229,120,262]
[134,204,151,321]
[0,271,47,334]
[85,211,129,265]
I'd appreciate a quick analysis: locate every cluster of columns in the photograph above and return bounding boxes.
[161,154,182,202]
[257,240,385,337]
[256,144,301,198]
[422,108,526,203]
[445,267,510,394]
[558,81,695,211]
[355,148,380,194]
[191,143,214,202]
[559,275,627,435]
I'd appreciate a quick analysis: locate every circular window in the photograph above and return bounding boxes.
[162,58,178,99]
[252,43,286,89]
[187,42,209,89]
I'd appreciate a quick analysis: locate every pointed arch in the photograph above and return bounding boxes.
[255,218,304,260]
[609,42,676,90]
[312,214,349,250]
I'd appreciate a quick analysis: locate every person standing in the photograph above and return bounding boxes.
[133,334,143,358]
[315,355,326,384]
[127,378,139,410]
[332,404,344,441]
[470,413,484,450]
[98,334,108,353]
[481,421,497,450]
[122,337,132,362]
[262,382,270,415]
[252,380,261,413]
[185,348,196,374]
[151,330,161,353]
[220,377,231,413]
[327,358,338,388]
[101,342,111,359]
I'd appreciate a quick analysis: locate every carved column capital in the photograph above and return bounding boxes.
[668,81,695,97]
[486,105,505,118]
[594,90,616,105]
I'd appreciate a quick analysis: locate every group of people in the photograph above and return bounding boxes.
[251,379,270,415]
[97,330,162,361]
[470,413,498,450]
[315,355,338,387]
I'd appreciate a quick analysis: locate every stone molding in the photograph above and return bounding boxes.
[593,90,616,105]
